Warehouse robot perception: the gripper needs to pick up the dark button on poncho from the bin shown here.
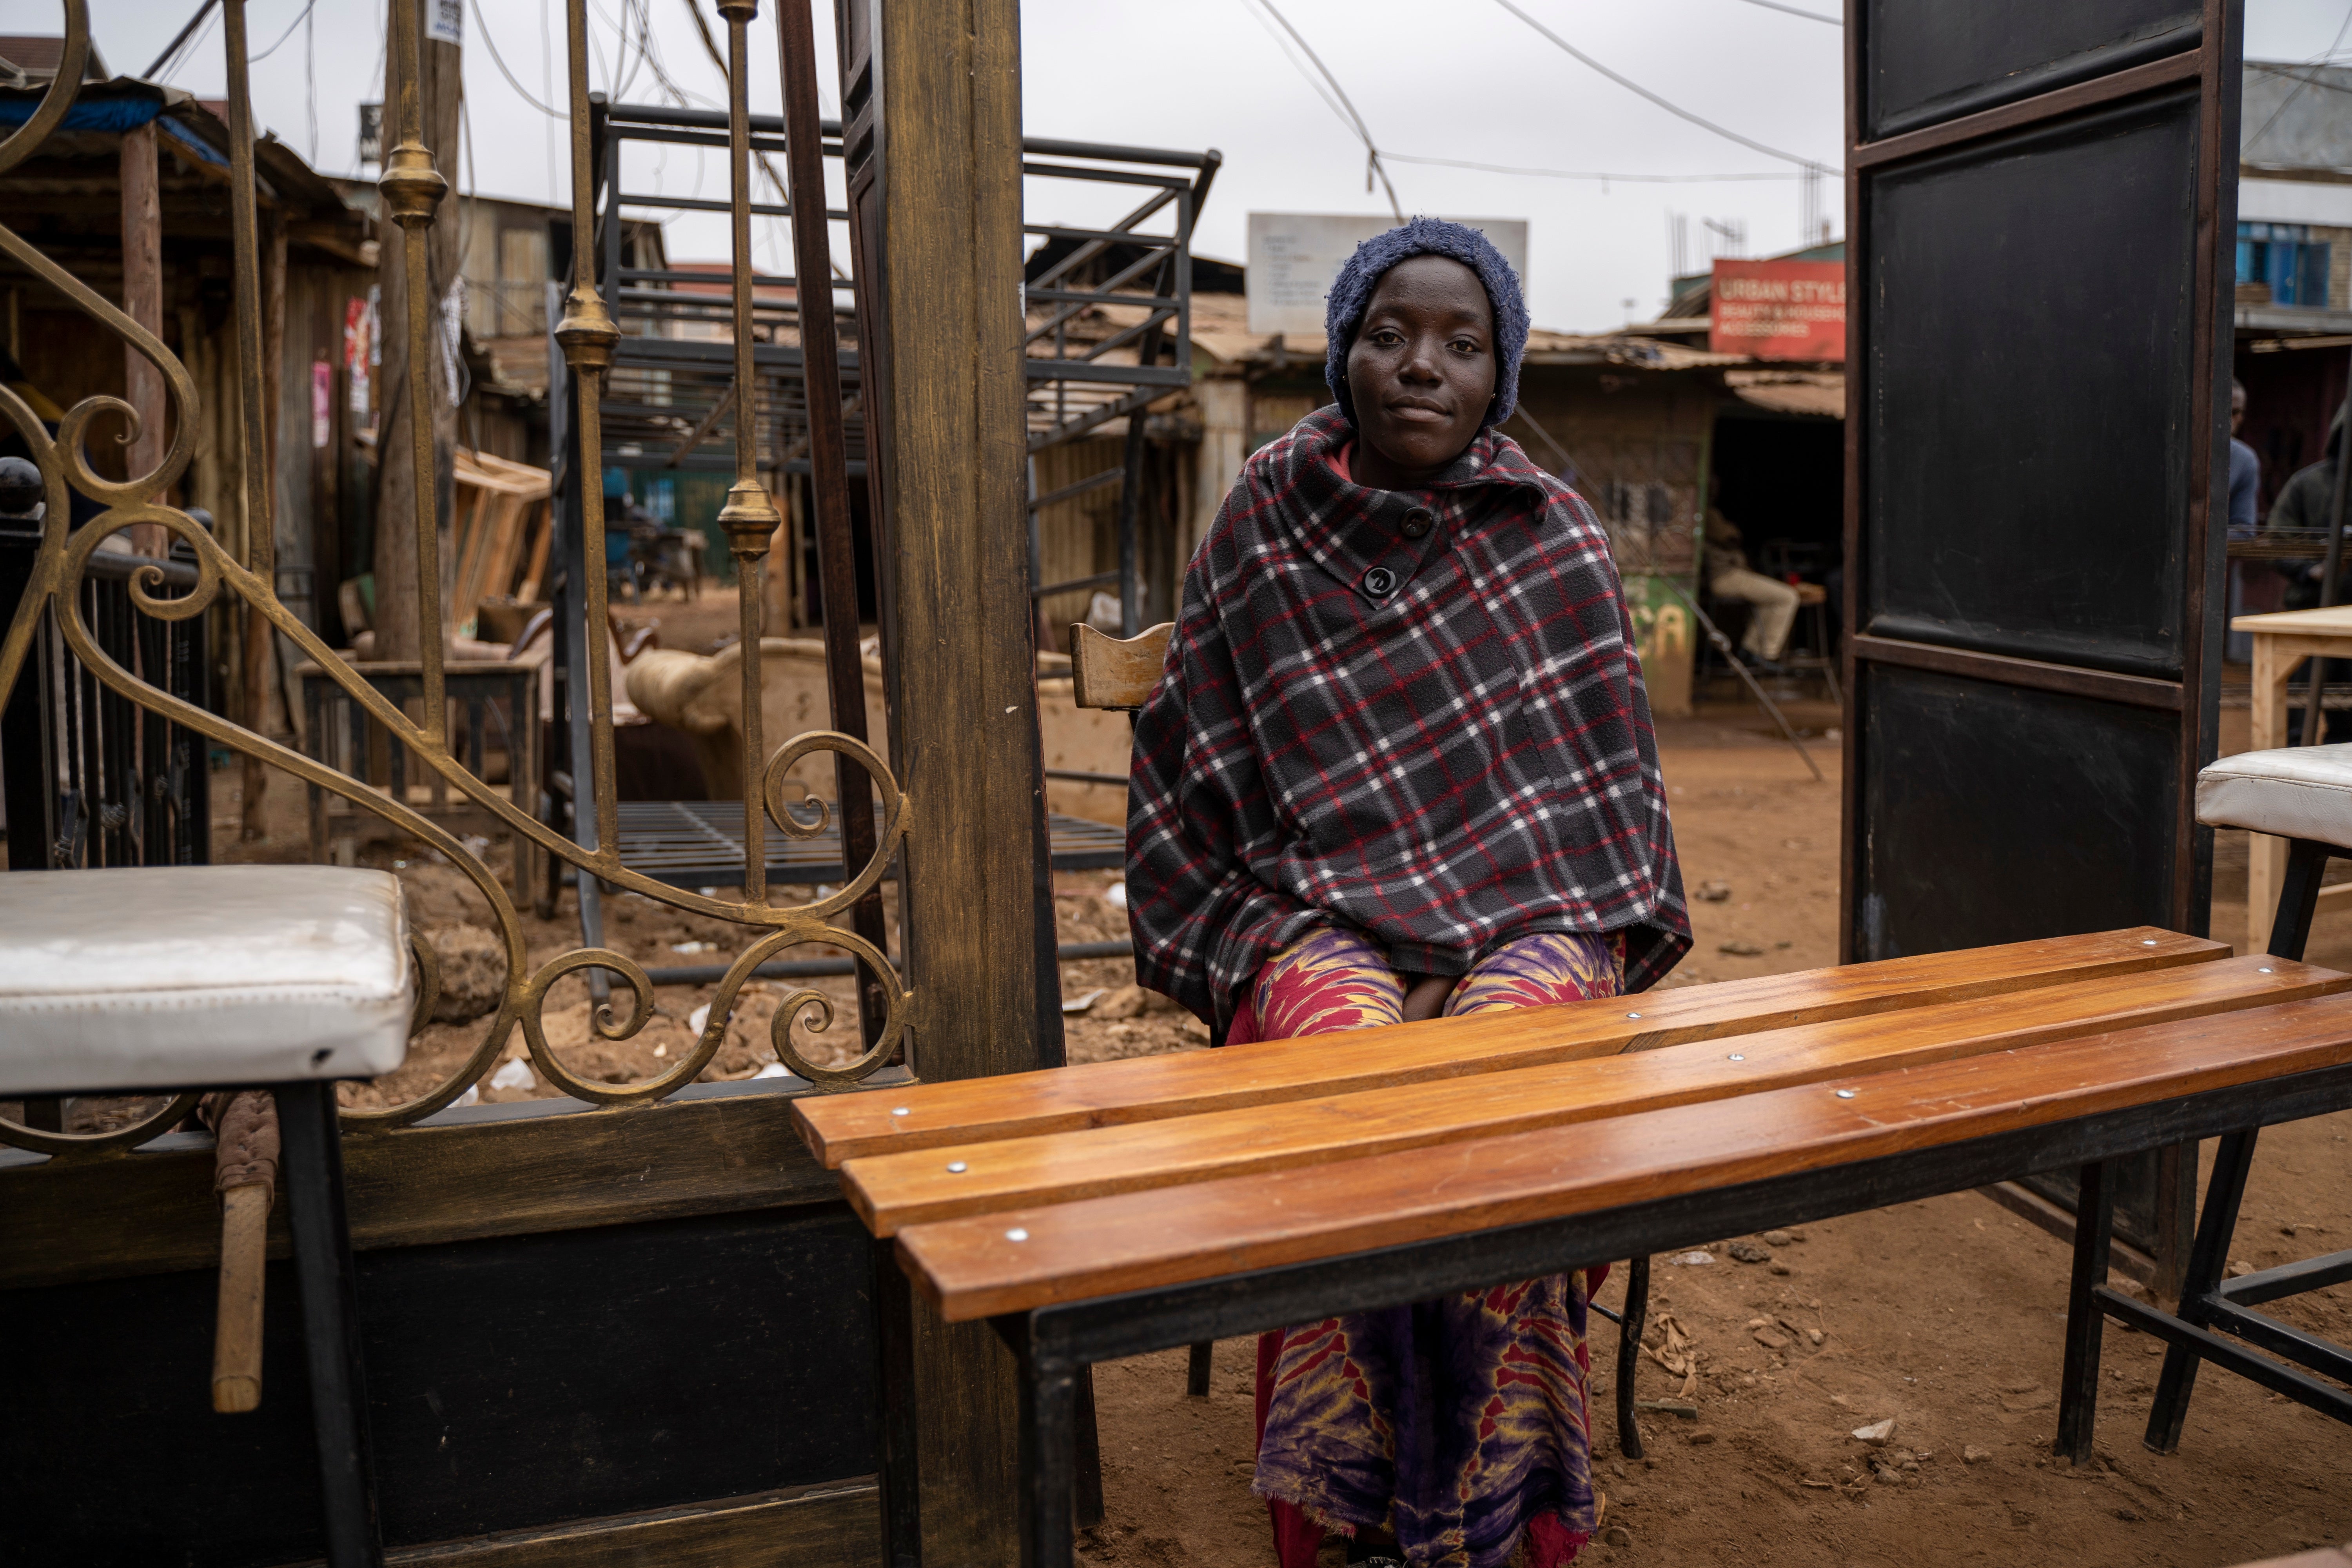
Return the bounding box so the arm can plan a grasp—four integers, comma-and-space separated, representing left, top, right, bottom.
1127, 405, 1691, 1029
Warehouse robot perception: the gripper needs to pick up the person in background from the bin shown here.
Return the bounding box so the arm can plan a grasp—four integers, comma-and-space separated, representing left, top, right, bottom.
2270, 410, 2346, 610
1702, 475, 1798, 668
2229, 378, 2261, 540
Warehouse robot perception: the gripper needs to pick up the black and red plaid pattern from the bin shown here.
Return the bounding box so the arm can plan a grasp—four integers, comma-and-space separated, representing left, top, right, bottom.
1127, 404, 1690, 1029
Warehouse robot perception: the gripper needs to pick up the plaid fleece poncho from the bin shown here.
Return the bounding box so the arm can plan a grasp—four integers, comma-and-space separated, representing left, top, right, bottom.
1127, 404, 1690, 1030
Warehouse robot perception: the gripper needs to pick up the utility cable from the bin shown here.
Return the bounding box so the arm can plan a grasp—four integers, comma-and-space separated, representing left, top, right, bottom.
1243, 0, 1404, 221
1490, 0, 1828, 168
1729, 0, 1838, 23
2248, 2, 2352, 152
143, 0, 221, 79
1385, 152, 1800, 183
248, 0, 319, 63
472, 0, 564, 117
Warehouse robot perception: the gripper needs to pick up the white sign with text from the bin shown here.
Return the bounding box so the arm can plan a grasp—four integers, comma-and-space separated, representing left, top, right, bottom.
1245, 214, 1530, 338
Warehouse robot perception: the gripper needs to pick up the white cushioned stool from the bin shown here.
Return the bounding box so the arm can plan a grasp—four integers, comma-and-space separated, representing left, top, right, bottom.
0, 864, 412, 1568
2125, 749, 2352, 1454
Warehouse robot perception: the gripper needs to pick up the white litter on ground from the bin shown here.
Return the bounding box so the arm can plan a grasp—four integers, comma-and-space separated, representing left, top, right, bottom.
688, 1003, 712, 1034
1103, 882, 1128, 910
490, 1058, 535, 1092
1668, 1250, 1717, 1266
1062, 987, 1109, 1014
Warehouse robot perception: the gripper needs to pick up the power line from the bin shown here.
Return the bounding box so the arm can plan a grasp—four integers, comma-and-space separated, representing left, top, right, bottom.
143, 0, 221, 79
1730, 0, 1838, 23
1384, 152, 1801, 183
1243, 0, 1404, 222
249, 0, 319, 63
1490, 0, 1829, 169
2248, 3, 2352, 149
472, 0, 564, 117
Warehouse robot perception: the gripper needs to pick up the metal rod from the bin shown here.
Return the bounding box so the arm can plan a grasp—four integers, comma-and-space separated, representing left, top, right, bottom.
1649, 575, 1824, 781
715, 0, 779, 911
778, 0, 889, 1047
2054, 1157, 2114, 1462
641, 937, 1132, 988
555, 33, 623, 873
380, 0, 449, 750
276, 1080, 384, 1567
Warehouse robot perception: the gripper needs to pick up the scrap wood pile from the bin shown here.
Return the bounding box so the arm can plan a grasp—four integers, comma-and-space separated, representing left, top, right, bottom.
450, 450, 552, 639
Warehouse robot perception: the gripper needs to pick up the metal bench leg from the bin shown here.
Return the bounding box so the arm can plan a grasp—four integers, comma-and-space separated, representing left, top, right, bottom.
276, 1080, 383, 1568
872, 1235, 923, 1568
2268, 838, 2332, 963
2055, 1158, 2114, 1465
1010, 1321, 1080, 1568
1616, 1256, 1649, 1459
2143, 1126, 2260, 1453
1185, 1339, 1213, 1396
1073, 1366, 1105, 1530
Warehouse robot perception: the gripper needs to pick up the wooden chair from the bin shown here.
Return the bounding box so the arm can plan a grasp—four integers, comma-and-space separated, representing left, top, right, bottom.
0, 864, 415, 1566
1067, 619, 1660, 1453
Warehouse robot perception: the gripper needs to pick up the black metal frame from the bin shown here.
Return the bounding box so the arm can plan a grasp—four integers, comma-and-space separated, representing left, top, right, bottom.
0, 499, 211, 876
926, 1062, 2352, 1568
2053, 835, 2352, 1461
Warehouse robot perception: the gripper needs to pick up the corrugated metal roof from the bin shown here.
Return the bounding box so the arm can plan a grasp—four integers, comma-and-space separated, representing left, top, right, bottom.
1726, 370, 1844, 418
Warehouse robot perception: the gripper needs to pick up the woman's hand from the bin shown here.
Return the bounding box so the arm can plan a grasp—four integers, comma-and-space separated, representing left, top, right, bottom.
1400, 974, 1457, 1022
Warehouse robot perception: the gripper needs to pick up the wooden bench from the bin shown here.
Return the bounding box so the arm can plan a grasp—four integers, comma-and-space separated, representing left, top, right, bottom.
795, 929, 2352, 1567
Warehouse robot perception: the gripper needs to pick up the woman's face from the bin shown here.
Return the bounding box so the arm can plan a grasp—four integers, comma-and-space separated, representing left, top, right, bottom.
1343, 254, 1497, 490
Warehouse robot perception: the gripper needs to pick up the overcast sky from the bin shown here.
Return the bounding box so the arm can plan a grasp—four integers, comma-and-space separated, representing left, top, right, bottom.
83, 0, 2352, 331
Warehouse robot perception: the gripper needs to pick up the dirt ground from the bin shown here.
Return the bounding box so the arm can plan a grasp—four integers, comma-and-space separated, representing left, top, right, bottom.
25, 691, 2351, 1567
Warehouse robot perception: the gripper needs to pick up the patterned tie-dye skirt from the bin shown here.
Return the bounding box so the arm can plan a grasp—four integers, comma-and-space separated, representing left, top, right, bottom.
1227, 924, 1624, 1568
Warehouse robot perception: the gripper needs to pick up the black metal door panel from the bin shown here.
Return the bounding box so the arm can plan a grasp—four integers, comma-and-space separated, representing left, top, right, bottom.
1864, 0, 2200, 138
1845, 1, 2241, 1288
1867, 96, 2201, 677
1858, 666, 2180, 958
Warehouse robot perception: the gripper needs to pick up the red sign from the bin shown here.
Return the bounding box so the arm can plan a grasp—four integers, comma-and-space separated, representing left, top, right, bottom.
1709, 259, 1845, 362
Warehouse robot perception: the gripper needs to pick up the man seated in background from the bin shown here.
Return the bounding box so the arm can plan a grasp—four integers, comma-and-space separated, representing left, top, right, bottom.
1703, 479, 1797, 669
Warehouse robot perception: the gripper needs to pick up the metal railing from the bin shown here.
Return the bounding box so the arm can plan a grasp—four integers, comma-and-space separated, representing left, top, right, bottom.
0, 0, 909, 1158
0, 469, 211, 874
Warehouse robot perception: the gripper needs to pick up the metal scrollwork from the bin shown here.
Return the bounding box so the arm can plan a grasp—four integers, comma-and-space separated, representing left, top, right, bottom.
0, 0, 917, 1159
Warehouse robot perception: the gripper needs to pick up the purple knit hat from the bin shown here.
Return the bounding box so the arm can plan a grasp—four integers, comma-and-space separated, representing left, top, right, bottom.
1323, 216, 1529, 430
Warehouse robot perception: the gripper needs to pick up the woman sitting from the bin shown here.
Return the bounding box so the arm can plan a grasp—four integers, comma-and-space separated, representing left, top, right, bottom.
1127, 218, 1690, 1568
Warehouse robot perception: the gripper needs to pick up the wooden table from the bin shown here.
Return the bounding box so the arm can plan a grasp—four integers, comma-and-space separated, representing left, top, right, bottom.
797, 929, 2352, 1567
2232, 604, 2352, 950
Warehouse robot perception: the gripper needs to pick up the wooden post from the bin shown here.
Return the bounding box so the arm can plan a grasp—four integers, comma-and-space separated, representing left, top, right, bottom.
838, 0, 1061, 1560
241, 216, 287, 840
120, 120, 166, 554
373, 0, 463, 669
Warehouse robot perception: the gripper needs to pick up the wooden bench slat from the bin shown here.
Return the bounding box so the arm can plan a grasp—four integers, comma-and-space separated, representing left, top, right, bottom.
795, 927, 2224, 1166
842, 956, 2342, 1234
895, 994, 2352, 1320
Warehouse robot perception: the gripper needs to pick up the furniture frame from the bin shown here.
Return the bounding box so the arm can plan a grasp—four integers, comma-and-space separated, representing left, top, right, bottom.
2060, 834, 2352, 1454
2232, 604, 2352, 950
299, 661, 542, 900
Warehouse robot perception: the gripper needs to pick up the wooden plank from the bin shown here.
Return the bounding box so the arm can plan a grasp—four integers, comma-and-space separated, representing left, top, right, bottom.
1068, 621, 1172, 710
515, 499, 552, 605
270, 1481, 880, 1568
479, 494, 528, 608
895, 994, 2352, 1321
795, 927, 2227, 1167
0, 1082, 849, 1292
842, 956, 2345, 1235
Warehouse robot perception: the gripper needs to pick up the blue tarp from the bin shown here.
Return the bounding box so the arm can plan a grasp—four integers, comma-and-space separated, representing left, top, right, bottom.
0, 94, 165, 133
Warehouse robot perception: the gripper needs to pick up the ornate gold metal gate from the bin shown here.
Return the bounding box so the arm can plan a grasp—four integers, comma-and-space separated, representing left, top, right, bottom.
0, 0, 1098, 1562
